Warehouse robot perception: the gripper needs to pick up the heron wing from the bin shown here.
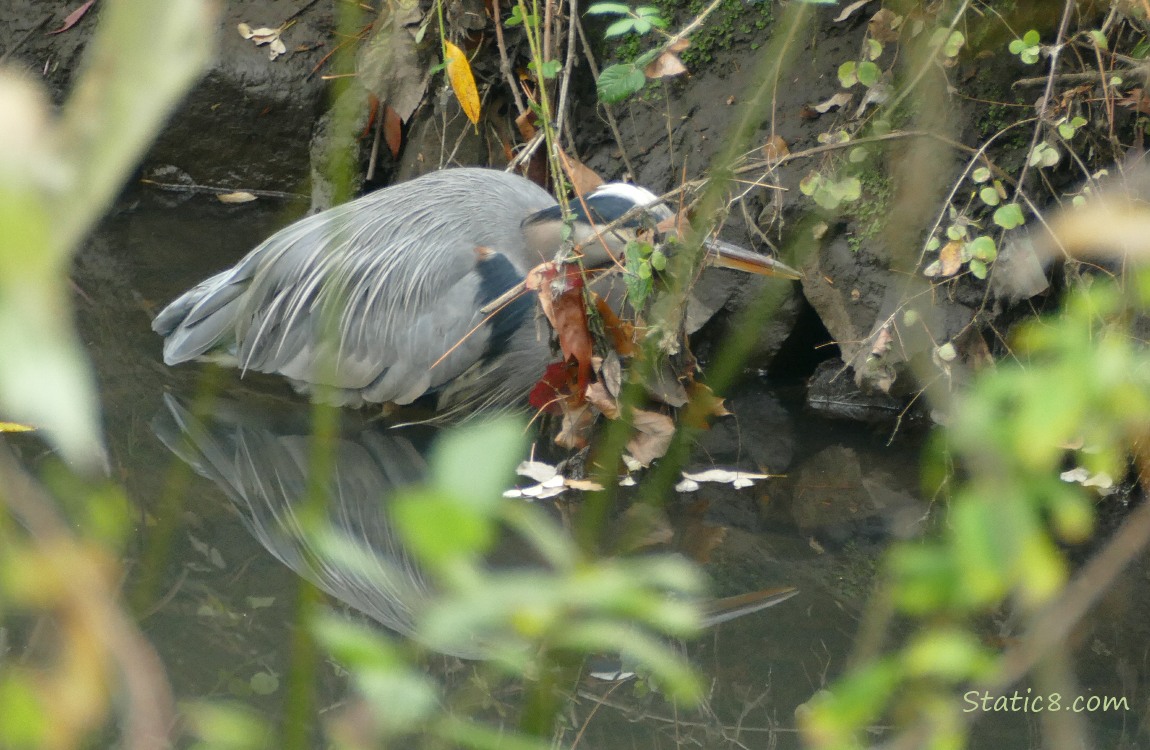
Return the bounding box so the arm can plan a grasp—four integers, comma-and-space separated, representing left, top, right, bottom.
156, 169, 556, 405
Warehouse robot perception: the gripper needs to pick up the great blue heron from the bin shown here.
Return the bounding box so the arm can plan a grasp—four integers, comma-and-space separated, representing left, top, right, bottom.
153, 168, 799, 414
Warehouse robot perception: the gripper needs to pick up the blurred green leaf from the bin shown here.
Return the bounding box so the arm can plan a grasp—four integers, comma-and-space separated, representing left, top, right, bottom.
431, 416, 527, 512
183, 701, 273, 750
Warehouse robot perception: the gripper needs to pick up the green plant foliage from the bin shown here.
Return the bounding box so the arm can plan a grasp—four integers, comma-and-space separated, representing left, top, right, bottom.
596, 60, 650, 103
800, 172, 862, 211
1008, 29, 1041, 63
992, 203, 1025, 229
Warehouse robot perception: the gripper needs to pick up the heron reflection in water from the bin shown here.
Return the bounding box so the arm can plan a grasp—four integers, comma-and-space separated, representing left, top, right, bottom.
152, 394, 797, 662
152, 169, 800, 417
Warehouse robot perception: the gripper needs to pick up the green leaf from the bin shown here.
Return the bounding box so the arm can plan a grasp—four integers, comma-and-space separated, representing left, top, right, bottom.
968, 235, 997, 261
946, 224, 966, 241
837, 60, 858, 88
944, 30, 965, 57
1021, 47, 1040, 64
1008, 39, 1024, 54
432, 417, 527, 510
993, 203, 1025, 229
971, 166, 991, 183
393, 490, 495, 565
650, 250, 667, 271
586, 2, 631, 14
633, 18, 651, 34
1023, 29, 1040, 45
1089, 29, 1108, 49
903, 630, 990, 680
968, 258, 988, 279
532, 59, 562, 79
856, 61, 880, 87
979, 186, 1000, 206
866, 38, 883, 61
597, 63, 646, 103
604, 18, 636, 37
249, 672, 279, 696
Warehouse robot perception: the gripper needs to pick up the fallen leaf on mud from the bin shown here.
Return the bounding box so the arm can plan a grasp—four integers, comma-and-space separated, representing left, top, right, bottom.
217, 191, 257, 204
868, 8, 902, 43
238, 23, 289, 60
645, 49, 687, 79
762, 134, 790, 163
48, 0, 96, 35
626, 409, 675, 466
869, 323, 893, 357
445, 41, 481, 125
834, 0, 872, 23
813, 92, 853, 114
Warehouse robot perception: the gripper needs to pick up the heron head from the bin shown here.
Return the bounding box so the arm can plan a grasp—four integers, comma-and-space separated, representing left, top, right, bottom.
521, 182, 800, 279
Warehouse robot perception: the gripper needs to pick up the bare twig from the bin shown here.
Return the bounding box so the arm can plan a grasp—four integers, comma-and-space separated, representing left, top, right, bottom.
139, 178, 307, 200
493, 0, 528, 115
573, 15, 637, 179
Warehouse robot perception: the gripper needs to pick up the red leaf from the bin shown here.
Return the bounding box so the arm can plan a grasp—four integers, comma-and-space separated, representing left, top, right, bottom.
48, 0, 96, 35
383, 105, 403, 158
529, 362, 569, 413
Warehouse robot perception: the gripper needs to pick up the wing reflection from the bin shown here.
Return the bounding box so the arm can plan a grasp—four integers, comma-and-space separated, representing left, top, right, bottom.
152, 394, 465, 652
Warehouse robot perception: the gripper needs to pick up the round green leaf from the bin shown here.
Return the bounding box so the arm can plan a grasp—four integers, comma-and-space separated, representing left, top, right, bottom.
968, 258, 988, 279
971, 166, 991, 183
978, 186, 1000, 206
837, 61, 858, 88
968, 235, 997, 261
993, 203, 1025, 229
857, 61, 880, 87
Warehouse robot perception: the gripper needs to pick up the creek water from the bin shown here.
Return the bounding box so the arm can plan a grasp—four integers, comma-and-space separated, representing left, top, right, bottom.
52, 189, 1148, 748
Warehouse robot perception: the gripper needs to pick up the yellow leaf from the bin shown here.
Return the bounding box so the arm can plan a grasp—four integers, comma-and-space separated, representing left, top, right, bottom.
444, 41, 481, 125
0, 421, 34, 432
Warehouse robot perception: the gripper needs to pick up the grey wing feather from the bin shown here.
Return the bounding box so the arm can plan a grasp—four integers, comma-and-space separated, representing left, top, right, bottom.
153, 169, 557, 405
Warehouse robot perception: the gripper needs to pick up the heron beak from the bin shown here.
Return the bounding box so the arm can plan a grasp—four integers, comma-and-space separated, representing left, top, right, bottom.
703, 237, 802, 279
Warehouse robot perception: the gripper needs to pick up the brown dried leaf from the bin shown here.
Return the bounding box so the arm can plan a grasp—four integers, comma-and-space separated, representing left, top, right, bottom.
868, 8, 902, 43
355, 1, 429, 123
938, 239, 964, 276
552, 286, 593, 393
593, 293, 635, 355
870, 323, 893, 357
626, 409, 676, 466
645, 50, 687, 79
561, 150, 605, 194
813, 92, 853, 114
585, 381, 620, 419
383, 105, 403, 158
834, 0, 872, 23
48, 0, 96, 35
762, 134, 790, 163
515, 108, 538, 141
